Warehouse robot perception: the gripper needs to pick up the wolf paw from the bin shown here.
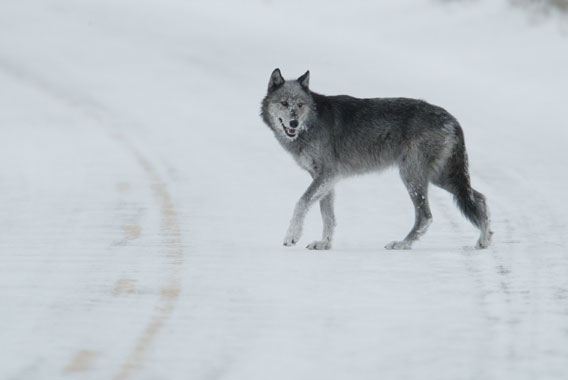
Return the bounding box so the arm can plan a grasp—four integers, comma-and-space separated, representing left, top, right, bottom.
475, 230, 494, 249
306, 240, 332, 250
385, 240, 412, 250
283, 227, 302, 247
283, 237, 298, 246
475, 240, 488, 249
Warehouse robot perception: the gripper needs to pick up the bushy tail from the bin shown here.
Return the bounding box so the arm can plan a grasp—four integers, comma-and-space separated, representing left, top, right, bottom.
441, 125, 489, 230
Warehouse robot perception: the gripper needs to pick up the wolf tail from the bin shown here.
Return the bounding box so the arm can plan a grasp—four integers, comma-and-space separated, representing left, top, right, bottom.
436, 123, 490, 236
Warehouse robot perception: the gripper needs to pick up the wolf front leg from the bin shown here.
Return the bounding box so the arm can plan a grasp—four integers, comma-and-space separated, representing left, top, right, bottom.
283, 175, 335, 247
306, 190, 336, 250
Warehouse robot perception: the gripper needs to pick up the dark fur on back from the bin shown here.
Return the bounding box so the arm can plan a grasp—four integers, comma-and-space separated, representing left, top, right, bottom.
264, 90, 458, 177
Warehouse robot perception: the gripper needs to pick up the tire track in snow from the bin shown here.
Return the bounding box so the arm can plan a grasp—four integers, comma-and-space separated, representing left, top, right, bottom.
0, 60, 184, 379
63, 351, 99, 374
111, 134, 183, 380
430, 173, 539, 375
429, 190, 497, 374
470, 166, 568, 376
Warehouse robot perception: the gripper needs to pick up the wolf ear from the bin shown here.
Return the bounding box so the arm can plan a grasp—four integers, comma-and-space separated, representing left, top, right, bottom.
297, 70, 310, 89
268, 68, 285, 92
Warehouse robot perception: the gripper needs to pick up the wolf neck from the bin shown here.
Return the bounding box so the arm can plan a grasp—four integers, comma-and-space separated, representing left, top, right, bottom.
276, 126, 310, 154
277, 111, 322, 156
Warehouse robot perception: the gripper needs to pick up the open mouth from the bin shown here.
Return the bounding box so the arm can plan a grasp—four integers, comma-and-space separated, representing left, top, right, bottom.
279, 118, 297, 138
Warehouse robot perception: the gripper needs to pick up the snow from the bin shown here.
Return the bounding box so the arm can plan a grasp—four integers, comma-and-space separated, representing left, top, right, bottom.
1, 0, 567, 379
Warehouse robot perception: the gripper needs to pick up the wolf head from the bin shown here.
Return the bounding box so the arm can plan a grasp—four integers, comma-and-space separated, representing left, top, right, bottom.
261, 68, 314, 142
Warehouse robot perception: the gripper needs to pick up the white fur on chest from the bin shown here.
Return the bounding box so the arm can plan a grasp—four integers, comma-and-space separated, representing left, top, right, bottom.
294, 151, 316, 173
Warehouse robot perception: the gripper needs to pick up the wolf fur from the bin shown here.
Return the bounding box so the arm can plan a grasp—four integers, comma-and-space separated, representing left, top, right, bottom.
261, 68, 492, 250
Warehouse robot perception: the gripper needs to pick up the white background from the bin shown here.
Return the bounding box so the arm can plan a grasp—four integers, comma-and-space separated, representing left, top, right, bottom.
1, 1, 567, 379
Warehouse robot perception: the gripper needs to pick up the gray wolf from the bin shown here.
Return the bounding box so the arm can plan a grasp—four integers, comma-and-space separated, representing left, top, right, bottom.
260, 68, 492, 250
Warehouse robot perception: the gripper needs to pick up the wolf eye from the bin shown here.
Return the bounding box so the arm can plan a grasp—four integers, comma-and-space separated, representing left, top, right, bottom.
298, 103, 304, 108
281, 101, 288, 107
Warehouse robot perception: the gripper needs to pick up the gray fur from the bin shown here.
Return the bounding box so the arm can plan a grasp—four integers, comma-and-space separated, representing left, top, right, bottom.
261, 69, 492, 250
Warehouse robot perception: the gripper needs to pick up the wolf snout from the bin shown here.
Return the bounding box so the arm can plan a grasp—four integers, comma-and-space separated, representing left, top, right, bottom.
289, 120, 299, 128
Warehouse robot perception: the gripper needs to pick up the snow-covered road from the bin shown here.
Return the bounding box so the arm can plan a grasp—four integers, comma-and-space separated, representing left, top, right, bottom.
1, 1, 567, 379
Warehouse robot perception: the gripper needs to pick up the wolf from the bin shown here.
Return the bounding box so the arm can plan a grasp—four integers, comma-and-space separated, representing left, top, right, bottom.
260, 68, 492, 250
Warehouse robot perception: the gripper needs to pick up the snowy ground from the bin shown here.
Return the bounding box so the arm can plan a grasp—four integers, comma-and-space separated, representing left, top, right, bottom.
1, 0, 568, 379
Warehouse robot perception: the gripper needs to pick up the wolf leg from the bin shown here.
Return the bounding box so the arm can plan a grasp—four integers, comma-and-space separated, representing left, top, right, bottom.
306, 189, 336, 250
283, 175, 335, 247
386, 168, 432, 250
432, 141, 493, 249
439, 123, 492, 248
459, 188, 492, 249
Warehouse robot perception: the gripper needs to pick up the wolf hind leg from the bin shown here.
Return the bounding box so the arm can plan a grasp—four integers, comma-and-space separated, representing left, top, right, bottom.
472, 192, 493, 249
451, 185, 492, 249
435, 179, 492, 249
306, 190, 336, 250
432, 136, 492, 249
385, 167, 433, 250
432, 168, 493, 249
465, 188, 492, 249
